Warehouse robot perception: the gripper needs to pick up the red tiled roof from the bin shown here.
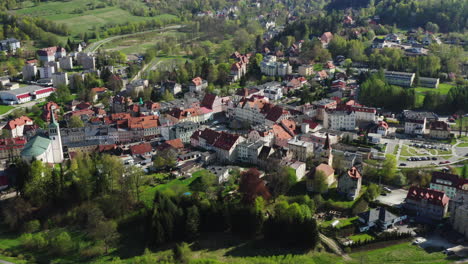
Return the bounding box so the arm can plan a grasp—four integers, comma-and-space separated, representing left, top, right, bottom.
406, 186, 450, 207
213, 132, 239, 151
430, 121, 450, 131
128, 116, 159, 129
317, 163, 334, 176
37, 46, 65, 56
75, 102, 92, 110
272, 124, 293, 141
35, 87, 55, 95
347, 166, 361, 179
378, 121, 389, 130
192, 77, 203, 86
98, 144, 116, 152
70, 109, 94, 117
91, 87, 107, 94
431, 172, 468, 189
199, 128, 221, 145
130, 143, 152, 155
165, 138, 184, 149
16, 94, 31, 99
3, 116, 32, 130
266, 105, 287, 122
0, 137, 26, 151
201, 93, 217, 109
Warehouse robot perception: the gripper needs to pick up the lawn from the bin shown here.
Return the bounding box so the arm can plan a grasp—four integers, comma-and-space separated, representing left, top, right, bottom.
393, 144, 400, 155
458, 142, 468, 147
13, 0, 176, 37
349, 233, 374, 243
0, 105, 14, 115
321, 216, 359, 229
322, 186, 367, 209
413, 83, 454, 95
350, 242, 455, 264
400, 145, 414, 156
139, 170, 209, 207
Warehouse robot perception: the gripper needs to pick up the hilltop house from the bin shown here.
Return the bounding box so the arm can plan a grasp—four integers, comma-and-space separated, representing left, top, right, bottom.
358, 207, 407, 232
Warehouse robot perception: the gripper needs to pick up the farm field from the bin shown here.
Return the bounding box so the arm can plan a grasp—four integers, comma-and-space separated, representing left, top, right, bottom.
13, 0, 176, 37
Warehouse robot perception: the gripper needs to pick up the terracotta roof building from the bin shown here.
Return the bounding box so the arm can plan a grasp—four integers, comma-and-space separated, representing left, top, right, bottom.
404, 186, 450, 220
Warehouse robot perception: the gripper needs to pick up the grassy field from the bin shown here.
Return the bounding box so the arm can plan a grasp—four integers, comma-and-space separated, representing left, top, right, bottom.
321, 216, 359, 229
410, 83, 454, 108
349, 233, 374, 243
13, 0, 176, 37
0, 105, 14, 115
101, 30, 185, 54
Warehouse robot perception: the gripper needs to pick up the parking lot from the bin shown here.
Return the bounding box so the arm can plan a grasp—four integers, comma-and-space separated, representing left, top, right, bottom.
377, 187, 408, 206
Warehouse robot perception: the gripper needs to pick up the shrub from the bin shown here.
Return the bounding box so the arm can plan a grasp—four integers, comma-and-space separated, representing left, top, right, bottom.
31, 233, 47, 249
20, 233, 34, 249
80, 241, 106, 258
173, 242, 191, 264
51, 231, 74, 255
23, 220, 41, 233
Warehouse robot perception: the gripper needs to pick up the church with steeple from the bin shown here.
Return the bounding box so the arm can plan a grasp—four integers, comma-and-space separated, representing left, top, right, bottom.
306, 133, 336, 193
21, 106, 64, 164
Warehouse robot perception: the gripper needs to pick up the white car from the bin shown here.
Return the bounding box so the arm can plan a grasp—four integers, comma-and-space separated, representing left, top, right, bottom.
412, 237, 427, 245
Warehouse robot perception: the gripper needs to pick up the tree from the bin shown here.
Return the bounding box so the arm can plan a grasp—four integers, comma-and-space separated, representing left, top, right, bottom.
69, 115, 84, 128
351, 197, 368, 215
381, 154, 397, 183
91, 220, 120, 253
125, 165, 145, 202
185, 205, 199, 239
364, 183, 380, 202
425, 22, 439, 33
312, 170, 329, 194
239, 168, 271, 204
162, 90, 174, 101
267, 167, 297, 198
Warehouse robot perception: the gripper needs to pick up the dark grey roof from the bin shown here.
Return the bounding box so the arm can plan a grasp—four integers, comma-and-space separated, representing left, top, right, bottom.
358, 207, 398, 223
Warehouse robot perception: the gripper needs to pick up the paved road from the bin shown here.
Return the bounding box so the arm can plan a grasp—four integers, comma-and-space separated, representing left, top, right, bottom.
0, 98, 47, 120
0, 259, 14, 264
84, 25, 184, 53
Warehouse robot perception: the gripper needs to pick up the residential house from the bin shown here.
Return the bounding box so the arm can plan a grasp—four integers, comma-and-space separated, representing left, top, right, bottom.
429, 171, 468, 199
429, 121, 450, 139
126, 79, 149, 95
189, 77, 208, 93
372, 38, 390, 49
130, 143, 153, 156
358, 207, 406, 232
201, 93, 227, 113
160, 81, 182, 95
404, 186, 450, 220
307, 137, 335, 193
165, 121, 200, 143
313, 98, 337, 121
263, 84, 283, 101
405, 117, 426, 135
324, 61, 336, 75
320, 32, 333, 47
0, 137, 27, 160
337, 167, 362, 200
42, 102, 60, 123
0, 38, 20, 53
2, 116, 33, 138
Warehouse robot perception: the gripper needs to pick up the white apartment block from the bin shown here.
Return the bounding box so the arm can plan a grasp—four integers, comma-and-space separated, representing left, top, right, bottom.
324, 110, 356, 131
52, 72, 69, 87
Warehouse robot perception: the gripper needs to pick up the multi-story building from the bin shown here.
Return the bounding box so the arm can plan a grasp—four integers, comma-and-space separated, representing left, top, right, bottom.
324, 110, 356, 131
37, 46, 66, 62
449, 187, 468, 239
405, 118, 426, 135
237, 140, 265, 164
384, 71, 415, 87
263, 84, 283, 101
312, 99, 337, 121
288, 139, 314, 162
39, 65, 55, 79
52, 72, 68, 87
419, 77, 440, 88
298, 65, 314, 76
0, 137, 26, 160
189, 77, 208, 93
260, 56, 292, 76
22, 63, 37, 81
404, 186, 450, 220
429, 121, 451, 139
59, 56, 74, 70
213, 132, 244, 162
429, 172, 468, 199
337, 167, 362, 200
166, 121, 200, 143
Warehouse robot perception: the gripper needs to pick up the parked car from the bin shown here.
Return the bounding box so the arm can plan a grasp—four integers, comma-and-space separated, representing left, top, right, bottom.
412, 237, 427, 245
383, 187, 392, 193
400, 163, 407, 166
431, 157, 437, 160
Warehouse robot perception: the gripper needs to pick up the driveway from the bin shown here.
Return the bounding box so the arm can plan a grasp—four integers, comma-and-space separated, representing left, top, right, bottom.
377, 188, 408, 206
